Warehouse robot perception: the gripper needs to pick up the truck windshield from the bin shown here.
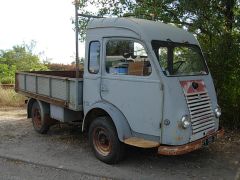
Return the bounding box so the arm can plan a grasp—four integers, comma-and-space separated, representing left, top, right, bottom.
152, 40, 208, 76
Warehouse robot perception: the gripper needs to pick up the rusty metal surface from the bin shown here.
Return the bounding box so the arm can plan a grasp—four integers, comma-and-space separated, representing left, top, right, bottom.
15, 90, 68, 108
124, 137, 160, 148
158, 128, 224, 155
32, 104, 42, 130
93, 126, 113, 156
180, 80, 206, 94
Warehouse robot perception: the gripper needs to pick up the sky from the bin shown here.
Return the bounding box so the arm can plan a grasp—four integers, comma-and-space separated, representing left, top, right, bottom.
0, 0, 87, 64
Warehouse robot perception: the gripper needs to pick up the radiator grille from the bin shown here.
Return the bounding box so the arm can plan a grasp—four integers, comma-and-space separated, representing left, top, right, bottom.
186, 91, 215, 135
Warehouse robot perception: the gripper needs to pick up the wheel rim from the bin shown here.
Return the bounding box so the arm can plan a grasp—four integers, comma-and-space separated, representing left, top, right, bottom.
33, 108, 42, 129
93, 127, 112, 156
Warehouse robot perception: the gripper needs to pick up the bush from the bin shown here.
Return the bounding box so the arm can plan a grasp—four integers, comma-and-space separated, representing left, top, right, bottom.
0, 76, 15, 84
0, 87, 25, 107
205, 35, 240, 129
0, 43, 48, 85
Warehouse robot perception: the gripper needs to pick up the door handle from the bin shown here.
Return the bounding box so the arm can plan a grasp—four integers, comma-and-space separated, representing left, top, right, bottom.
101, 85, 109, 93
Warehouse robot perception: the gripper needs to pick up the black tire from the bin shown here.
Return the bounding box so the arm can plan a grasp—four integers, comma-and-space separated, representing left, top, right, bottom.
31, 101, 49, 134
88, 116, 125, 164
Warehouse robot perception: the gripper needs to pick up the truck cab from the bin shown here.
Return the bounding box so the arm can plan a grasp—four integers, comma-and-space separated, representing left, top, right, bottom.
15, 17, 224, 164
83, 17, 223, 158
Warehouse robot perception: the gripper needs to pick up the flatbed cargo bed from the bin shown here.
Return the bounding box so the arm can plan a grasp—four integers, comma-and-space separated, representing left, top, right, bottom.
15, 71, 84, 111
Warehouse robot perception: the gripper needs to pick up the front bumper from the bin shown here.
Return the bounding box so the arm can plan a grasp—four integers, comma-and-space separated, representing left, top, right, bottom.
158, 128, 224, 155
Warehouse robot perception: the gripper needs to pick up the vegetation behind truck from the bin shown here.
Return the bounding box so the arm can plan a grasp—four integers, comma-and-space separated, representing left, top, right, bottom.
15, 17, 224, 164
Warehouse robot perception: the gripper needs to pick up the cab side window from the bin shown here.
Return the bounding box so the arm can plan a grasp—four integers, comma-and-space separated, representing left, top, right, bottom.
88, 41, 100, 74
105, 40, 152, 76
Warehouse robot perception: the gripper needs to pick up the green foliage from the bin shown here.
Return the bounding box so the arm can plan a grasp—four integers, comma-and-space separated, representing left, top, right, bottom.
79, 0, 240, 129
0, 42, 48, 84
206, 34, 240, 129
0, 64, 16, 84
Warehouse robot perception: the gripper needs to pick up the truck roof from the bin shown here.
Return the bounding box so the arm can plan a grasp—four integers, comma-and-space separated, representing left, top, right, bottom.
87, 17, 198, 45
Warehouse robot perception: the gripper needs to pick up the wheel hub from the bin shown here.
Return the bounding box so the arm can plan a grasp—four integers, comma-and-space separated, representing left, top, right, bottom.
33, 108, 42, 129
93, 128, 112, 156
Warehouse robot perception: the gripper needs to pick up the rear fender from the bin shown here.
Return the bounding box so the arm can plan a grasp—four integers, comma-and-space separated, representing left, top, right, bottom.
27, 98, 36, 118
27, 98, 50, 118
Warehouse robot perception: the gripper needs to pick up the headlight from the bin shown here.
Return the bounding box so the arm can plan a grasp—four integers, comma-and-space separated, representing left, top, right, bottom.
181, 115, 191, 129
214, 107, 221, 118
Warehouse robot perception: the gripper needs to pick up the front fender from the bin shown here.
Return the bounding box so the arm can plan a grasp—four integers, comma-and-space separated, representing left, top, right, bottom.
83, 101, 132, 141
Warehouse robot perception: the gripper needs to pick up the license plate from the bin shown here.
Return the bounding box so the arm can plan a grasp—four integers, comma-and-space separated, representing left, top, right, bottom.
203, 135, 215, 146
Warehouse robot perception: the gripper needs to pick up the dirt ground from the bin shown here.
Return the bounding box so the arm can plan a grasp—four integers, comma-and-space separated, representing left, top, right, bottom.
0, 107, 239, 180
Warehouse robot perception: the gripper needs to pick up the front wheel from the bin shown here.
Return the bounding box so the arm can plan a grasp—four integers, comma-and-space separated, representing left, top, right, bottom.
88, 116, 125, 164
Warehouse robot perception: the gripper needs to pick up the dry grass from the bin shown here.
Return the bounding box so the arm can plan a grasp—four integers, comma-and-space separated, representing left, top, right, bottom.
0, 87, 26, 107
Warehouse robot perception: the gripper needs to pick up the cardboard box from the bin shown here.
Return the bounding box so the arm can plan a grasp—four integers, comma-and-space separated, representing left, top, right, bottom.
128, 61, 149, 76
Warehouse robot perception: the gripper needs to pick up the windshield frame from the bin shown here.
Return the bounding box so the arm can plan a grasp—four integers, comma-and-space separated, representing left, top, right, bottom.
151, 40, 209, 77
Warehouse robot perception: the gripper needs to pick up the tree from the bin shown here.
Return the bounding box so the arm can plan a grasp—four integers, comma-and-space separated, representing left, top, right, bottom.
0, 42, 48, 84
78, 0, 240, 128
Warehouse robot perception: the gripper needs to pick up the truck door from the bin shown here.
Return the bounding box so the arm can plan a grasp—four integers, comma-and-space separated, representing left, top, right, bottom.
83, 41, 102, 112
101, 38, 163, 137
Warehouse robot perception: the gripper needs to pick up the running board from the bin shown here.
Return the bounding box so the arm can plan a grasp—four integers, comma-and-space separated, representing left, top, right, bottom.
123, 137, 160, 148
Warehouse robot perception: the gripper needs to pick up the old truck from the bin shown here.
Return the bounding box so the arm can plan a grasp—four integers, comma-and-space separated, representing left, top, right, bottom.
15, 16, 224, 164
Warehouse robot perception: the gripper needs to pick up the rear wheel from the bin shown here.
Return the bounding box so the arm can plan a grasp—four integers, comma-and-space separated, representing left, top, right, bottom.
31, 101, 49, 134
89, 116, 125, 164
